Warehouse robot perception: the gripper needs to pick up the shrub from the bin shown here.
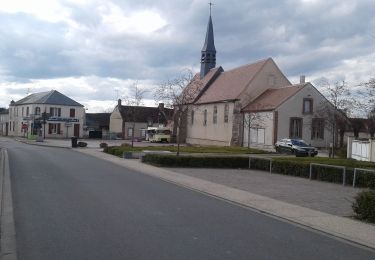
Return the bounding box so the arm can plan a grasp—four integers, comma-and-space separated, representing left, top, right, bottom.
353, 190, 375, 223
100, 142, 108, 148
77, 141, 87, 147
142, 154, 249, 168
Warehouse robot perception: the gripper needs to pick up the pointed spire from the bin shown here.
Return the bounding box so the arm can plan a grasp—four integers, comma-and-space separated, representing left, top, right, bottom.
200, 6, 217, 79
201, 15, 216, 52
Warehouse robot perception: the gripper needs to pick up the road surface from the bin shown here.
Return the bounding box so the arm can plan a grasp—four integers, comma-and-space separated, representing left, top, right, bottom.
1, 138, 374, 259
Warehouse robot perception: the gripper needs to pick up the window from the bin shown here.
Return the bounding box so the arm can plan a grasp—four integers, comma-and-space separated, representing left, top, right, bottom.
70, 108, 75, 118
35, 107, 41, 115
50, 107, 61, 117
213, 106, 217, 124
268, 75, 276, 86
140, 129, 146, 138
290, 118, 303, 138
303, 98, 313, 114
224, 104, 229, 123
127, 128, 133, 137
22, 107, 24, 116
203, 109, 207, 126
48, 123, 61, 134
26, 107, 29, 116
311, 118, 324, 139
250, 128, 265, 144
191, 110, 194, 125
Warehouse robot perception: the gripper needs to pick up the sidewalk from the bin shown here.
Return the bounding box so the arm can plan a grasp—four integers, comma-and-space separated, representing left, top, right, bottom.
12, 138, 375, 249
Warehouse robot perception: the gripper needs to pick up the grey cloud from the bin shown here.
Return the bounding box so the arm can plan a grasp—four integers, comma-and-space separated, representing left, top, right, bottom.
1, 0, 375, 110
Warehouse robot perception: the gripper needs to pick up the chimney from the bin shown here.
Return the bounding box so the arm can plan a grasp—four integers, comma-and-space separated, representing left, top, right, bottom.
158, 103, 164, 110
300, 75, 306, 84
118, 99, 122, 107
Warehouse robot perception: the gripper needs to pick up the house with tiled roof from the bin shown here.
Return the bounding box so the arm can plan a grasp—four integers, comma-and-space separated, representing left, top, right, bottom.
8, 90, 85, 138
109, 99, 173, 139
183, 12, 336, 149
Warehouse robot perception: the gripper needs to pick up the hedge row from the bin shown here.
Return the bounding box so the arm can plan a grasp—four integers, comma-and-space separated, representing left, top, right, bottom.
353, 190, 375, 223
141, 154, 375, 188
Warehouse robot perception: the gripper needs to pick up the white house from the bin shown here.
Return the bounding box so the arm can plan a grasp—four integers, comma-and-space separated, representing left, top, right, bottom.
8, 90, 85, 138
242, 82, 334, 149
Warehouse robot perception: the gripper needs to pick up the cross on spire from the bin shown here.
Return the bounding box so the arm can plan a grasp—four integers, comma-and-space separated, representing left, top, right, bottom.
209, 1, 213, 16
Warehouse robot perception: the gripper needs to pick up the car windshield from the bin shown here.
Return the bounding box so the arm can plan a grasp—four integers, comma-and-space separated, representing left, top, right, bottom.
291, 140, 309, 146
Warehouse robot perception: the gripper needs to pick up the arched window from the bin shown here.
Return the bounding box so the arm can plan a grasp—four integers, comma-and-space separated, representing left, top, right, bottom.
35, 107, 41, 115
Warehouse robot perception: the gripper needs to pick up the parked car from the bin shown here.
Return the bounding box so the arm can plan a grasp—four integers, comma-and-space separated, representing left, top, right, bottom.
275, 138, 318, 157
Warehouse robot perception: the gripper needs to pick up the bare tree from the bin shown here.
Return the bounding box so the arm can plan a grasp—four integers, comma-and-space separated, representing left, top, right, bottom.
155, 69, 203, 156
123, 81, 148, 147
356, 78, 375, 137
315, 80, 352, 157
243, 110, 270, 149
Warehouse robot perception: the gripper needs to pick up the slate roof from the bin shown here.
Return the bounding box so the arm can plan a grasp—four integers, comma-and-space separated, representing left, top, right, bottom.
119, 105, 174, 124
12, 90, 83, 107
194, 58, 271, 104
0, 108, 8, 114
242, 84, 307, 112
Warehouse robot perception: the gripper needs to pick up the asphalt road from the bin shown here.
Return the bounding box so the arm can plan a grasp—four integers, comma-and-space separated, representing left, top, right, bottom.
2, 138, 375, 260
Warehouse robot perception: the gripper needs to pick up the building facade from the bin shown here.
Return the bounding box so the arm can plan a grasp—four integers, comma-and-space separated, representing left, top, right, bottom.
8, 90, 85, 138
109, 100, 173, 140
0, 108, 9, 136
184, 11, 337, 149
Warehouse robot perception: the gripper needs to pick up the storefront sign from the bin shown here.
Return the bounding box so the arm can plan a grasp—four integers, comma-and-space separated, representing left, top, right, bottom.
47, 117, 79, 123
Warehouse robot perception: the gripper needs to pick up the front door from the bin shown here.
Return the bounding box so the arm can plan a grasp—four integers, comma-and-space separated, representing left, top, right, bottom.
74, 124, 80, 137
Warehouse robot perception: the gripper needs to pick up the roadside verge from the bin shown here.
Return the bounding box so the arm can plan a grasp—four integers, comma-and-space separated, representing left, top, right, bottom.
76, 148, 375, 250
0, 148, 17, 260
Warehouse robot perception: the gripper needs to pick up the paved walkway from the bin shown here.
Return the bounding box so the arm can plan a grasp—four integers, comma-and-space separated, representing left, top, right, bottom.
166, 168, 363, 216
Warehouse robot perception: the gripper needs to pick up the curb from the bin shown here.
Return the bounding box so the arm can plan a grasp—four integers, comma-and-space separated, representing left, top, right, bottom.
1, 148, 18, 260
14, 138, 71, 150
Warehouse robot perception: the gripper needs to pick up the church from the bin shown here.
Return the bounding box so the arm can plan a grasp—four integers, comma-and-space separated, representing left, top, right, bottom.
183, 11, 335, 149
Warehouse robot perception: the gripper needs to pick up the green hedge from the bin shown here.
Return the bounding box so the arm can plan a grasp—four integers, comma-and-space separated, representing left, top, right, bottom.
142, 154, 249, 168
141, 154, 375, 188
353, 190, 375, 223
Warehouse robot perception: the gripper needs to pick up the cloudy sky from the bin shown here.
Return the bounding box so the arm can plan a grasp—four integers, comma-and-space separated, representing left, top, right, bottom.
0, 0, 374, 112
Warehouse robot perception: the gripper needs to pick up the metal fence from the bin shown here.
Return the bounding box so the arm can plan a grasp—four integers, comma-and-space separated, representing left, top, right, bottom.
249, 157, 272, 173
309, 163, 346, 186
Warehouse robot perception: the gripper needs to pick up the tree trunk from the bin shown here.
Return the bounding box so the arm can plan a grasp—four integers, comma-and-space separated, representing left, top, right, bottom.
176, 115, 181, 156
247, 125, 251, 149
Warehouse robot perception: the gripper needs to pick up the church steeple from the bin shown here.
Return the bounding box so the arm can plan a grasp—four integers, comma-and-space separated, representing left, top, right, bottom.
200, 8, 216, 79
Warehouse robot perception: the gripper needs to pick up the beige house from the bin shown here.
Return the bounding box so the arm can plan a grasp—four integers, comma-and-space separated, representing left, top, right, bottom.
110, 100, 173, 140
8, 90, 85, 138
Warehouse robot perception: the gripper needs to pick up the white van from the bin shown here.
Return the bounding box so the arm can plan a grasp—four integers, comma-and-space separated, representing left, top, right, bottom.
147, 127, 171, 142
